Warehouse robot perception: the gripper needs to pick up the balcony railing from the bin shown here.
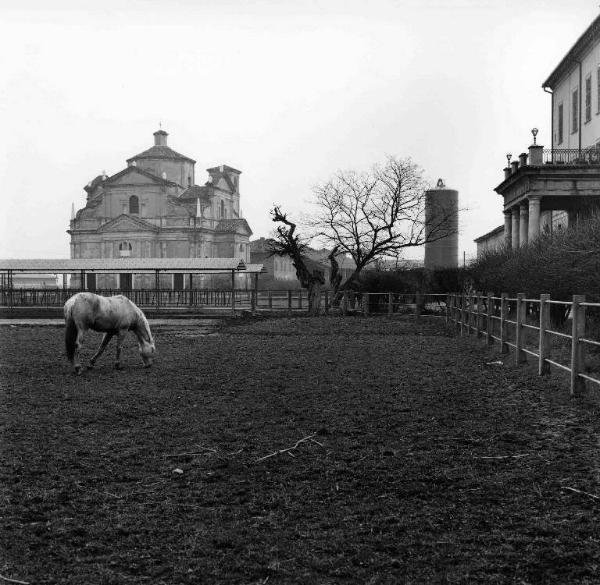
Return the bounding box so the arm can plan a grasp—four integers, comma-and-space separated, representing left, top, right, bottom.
543, 147, 600, 165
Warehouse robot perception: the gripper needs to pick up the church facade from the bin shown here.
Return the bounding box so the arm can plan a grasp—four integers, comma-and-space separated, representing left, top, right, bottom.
68, 129, 252, 288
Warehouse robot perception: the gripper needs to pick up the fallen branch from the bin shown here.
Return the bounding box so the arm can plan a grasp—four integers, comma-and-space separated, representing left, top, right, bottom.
475, 454, 529, 460
165, 446, 218, 458
561, 486, 600, 501
165, 452, 210, 458
256, 433, 319, 463
0, 574, 30, 585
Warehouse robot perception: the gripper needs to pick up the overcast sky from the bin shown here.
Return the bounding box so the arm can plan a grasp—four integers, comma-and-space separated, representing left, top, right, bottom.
0, 0, 597, 261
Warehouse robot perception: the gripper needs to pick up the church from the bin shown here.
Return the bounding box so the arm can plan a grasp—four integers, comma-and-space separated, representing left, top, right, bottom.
68, 129, 252, 289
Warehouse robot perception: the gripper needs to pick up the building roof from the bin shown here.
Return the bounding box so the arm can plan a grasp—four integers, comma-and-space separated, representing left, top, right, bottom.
178, 185, 211, 201
126, 145, 196, 164
543, 14, 600, 89
473, 225, 504, 243
105, 165, 179, 187
0, 258, 258, 273
207, 165, 242, 175
215, 218, 253, 235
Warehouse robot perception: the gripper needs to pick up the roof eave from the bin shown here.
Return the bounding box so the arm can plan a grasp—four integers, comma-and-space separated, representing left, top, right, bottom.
542, 14, 600, 89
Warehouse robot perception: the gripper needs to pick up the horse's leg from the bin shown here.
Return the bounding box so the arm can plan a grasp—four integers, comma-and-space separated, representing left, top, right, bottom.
88, 332, 114, 369
73, 328, 86, 375
114, 330, 127, 370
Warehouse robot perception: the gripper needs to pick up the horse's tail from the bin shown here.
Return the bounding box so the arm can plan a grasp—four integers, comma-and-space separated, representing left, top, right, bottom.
64, 297, 78, 361
65, 318, 78, 361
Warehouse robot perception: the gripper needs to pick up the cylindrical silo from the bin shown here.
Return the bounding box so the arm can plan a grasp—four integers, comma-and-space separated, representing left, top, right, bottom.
424, 178, 459, 270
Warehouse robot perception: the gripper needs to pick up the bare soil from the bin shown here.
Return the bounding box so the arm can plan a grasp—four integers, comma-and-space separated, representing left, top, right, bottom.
1, 316, 600, 584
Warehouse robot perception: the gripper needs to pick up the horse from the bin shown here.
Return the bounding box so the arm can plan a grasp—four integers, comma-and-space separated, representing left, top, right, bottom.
64, 292, 155, 375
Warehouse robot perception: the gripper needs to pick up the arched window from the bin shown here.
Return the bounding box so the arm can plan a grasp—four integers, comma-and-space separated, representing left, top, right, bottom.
119, 241, 132, 257
129, 195, 139, 214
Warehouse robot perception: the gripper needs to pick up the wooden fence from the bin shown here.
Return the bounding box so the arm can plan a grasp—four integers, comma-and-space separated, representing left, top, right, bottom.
0, 288, 447, 314
446, 292, 600, 395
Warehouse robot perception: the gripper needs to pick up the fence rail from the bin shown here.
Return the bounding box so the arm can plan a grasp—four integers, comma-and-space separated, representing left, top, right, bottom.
0, 288, 449, 314
446, 292, 600, 395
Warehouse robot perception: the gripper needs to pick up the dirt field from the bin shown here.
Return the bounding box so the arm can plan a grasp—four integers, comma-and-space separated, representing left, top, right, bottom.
2, 316, 600, 584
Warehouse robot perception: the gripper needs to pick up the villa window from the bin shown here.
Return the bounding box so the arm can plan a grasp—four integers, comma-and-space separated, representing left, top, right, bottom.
585, 75, 592, 123
129, 195, 139, 214
558, 103, 564, 145
597, 66, 600, 113
119, 241, 132, 258
572, 88, 579, 133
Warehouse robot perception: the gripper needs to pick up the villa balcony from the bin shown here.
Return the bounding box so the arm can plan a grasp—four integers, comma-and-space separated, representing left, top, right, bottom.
543, 147, 600, 165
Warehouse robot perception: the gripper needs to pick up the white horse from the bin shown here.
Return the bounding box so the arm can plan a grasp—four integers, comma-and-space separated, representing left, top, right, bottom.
64, 292, 155, 375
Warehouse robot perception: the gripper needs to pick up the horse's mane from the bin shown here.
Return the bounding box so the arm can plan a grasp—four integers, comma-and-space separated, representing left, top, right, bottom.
131, 302, 153, 344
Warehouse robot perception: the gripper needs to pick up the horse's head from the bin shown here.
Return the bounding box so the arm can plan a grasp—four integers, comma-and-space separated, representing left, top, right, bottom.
134, 310, 156, 367
139, 339, 156, 368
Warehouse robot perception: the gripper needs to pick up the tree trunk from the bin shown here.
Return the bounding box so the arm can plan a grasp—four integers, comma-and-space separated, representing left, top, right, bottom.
307, 281, 322, 316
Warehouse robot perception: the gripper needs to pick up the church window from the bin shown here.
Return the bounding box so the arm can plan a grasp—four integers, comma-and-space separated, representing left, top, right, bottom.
119, 241, 132, 257
220, 200, 225, 218
129, 195, 139, 214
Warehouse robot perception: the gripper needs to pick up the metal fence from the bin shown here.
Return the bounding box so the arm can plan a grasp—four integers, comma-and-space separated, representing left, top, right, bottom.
543, 147, 600, 165
446, 292, 600, 395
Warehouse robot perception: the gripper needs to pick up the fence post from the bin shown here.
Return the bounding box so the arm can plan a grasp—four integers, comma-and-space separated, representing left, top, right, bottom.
268, 290, 273, 310
155, 270, 160, 311
467, 292, 473, 334
515, 293, 526, 364
454, 294, 460, 331
460, 293, 466, 336
415, 290, 423, 317
298, 290, 303, 310
467, 292, 472, 334
454, 294, 459, 328
363, 292, 369, 316
476, 292, 482, 337
387, 292, 393, 316
500, 293, 508, 353
486, 292, 493, 346
570, 295, 586, 395
538, 294, 550, 375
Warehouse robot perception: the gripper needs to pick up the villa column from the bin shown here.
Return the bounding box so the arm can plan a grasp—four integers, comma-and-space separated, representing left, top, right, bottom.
504, 210, 512, 247
519, 202, 529, 246
511, 207, 520, 249
528, 196, 541, 241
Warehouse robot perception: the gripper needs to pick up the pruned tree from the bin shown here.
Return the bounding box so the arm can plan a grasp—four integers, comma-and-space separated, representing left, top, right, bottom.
308, 156, 458, 290
269, 206, 325, 315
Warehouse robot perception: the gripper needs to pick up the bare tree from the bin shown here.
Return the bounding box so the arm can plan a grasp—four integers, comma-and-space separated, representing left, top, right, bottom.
309, 156, 457, 290
269, 206, 325, 315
